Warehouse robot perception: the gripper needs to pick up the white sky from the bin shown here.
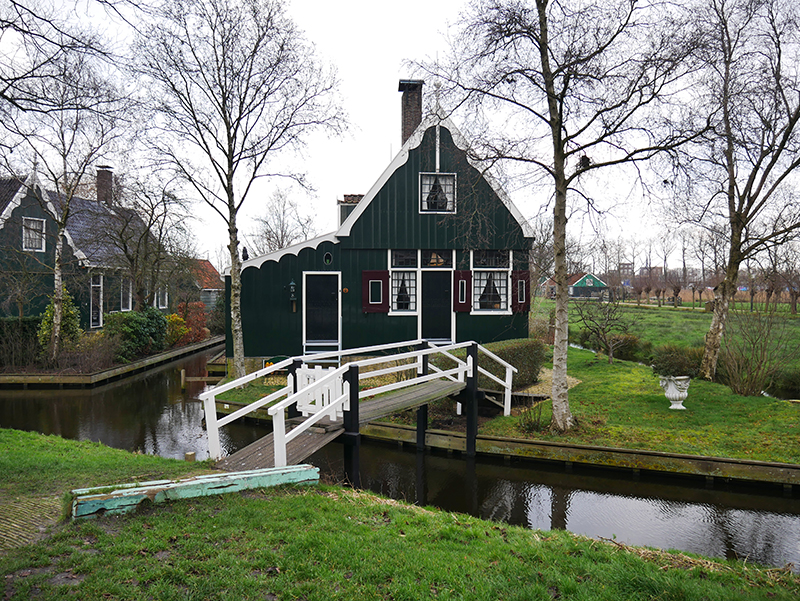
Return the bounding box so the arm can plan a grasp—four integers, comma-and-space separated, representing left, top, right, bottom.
196, 0, 471, 268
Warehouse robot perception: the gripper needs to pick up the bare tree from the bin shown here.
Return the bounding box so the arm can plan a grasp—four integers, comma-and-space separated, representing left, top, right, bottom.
2, 50, 126, 361
426, 0, 702, 431
100, 174, 194, 311
135, 0, 345, 378
246, 188, 316, 256
667, 0, 800, 379
573, 297, 639, 364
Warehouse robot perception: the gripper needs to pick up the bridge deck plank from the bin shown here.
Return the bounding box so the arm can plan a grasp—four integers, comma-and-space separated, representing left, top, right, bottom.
216, 379, 466, 471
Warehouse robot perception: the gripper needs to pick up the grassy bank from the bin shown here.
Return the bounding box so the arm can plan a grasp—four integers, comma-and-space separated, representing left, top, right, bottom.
482, 347, 800, 464
1, 430, 798, 600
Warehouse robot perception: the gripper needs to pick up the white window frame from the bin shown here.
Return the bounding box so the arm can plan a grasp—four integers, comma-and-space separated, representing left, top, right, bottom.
120, 277, 132, 312
155, 287, 168, 310
90, 274, 103, 328
419, 173, 456, 214
22, 217, 46, 252
517, 279, 526, 305
368, 280, 383, 305
470, 250, 513, 315
388, 250, 419, 316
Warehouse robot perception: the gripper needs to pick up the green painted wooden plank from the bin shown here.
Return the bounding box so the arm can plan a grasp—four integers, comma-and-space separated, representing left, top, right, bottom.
71, 465, 319, 519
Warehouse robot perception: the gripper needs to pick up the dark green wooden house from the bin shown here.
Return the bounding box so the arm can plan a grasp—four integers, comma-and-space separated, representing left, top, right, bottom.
231, 81, 534, 359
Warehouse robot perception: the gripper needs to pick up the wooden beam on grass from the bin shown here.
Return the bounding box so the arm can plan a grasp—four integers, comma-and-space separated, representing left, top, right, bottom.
71, 465, 319, 519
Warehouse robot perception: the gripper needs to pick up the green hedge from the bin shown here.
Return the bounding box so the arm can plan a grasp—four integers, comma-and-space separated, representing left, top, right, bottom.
651, 344, 704, 378
431, 338, 547, 390
103, 307, 167, 363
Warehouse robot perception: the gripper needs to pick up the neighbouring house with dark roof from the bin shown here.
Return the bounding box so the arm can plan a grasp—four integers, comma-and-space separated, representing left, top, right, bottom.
540, 272, 609, 299
193, 259, 224, 308
0, 168, 171, 329
226, 80, 534, 360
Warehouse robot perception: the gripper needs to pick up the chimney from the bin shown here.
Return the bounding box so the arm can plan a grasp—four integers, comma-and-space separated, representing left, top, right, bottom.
399, 80, 424, 145
97, 165, 113, 206
338, 194, 363, 225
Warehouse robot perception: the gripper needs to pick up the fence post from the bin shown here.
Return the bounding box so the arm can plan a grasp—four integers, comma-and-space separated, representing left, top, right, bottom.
287, 359, 302, 418
504, 365, 513, 417
343, 364, 361, 488
203, 394, 222, 460
417, 341, 429, 376
466, 342, 478, 457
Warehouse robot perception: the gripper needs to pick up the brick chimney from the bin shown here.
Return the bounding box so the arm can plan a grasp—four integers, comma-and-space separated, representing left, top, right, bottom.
97, 165, 113, 206
399, 80, 424, 145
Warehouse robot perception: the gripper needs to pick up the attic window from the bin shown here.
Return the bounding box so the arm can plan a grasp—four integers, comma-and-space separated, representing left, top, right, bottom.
22, 217, 45, 252
420, 173, 455, 213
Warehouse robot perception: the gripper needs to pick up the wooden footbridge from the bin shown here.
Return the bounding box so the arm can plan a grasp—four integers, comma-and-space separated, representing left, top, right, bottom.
199, 340, 517, 483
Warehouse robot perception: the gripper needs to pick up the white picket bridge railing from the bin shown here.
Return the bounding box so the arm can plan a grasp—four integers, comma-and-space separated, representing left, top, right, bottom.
198, 339, 518, 463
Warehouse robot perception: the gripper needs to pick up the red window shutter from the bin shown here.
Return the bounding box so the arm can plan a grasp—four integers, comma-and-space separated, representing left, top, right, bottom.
453, 270, 472, 312
361, 270, 389, 313
511, 271, 530, 313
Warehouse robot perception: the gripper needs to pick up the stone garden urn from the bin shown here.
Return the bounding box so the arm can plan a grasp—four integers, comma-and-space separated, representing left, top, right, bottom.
659, 376, 690, 410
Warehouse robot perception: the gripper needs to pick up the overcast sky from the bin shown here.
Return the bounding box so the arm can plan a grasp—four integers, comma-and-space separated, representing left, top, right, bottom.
195, 0, 471, 267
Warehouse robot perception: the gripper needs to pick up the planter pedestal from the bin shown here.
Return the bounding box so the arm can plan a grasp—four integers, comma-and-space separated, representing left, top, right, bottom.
659, 376, 690, 410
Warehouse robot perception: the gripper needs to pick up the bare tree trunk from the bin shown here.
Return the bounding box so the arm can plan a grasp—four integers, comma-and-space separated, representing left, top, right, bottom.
701, 239, 742, 380
228, 212, 246, 379
50, 228, 65, 363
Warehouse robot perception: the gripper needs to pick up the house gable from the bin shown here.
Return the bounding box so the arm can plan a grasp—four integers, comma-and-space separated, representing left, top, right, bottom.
337, 117, 532, 253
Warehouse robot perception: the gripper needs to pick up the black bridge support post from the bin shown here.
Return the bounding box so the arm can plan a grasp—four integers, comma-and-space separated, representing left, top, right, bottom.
465, 342, 478, 457
343, 364, 361, 488
287, 359, 302, 419
416, 341, 429, 451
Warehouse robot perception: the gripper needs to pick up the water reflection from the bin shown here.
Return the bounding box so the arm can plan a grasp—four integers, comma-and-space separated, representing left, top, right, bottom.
1, 357, 798, 571
307, 442, 800, 570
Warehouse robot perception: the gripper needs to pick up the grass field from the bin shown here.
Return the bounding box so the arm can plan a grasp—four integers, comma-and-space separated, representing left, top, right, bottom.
1, 429, 799, 600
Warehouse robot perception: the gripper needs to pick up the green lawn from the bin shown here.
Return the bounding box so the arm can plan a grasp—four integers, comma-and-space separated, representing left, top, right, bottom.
482, 347, 800, 464
1, 430, 798, 600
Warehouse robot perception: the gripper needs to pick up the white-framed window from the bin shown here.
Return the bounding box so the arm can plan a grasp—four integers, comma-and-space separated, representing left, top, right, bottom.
391, 271, 417, 311
389, 250, 418, 314
155, 287, 168, 310
120, 277, 132, 312
472, 250, 512, 312
90, 274, 103, 328
22, 217, 45, 252
420, 173, 456, 213
473, 271, 508, 310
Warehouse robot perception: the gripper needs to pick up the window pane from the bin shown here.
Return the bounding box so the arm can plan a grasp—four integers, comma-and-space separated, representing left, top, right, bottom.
473, 271, 508, 310
473, 250, 509, 268
391, 271, 416, 311
22, 218, 45, 251
420, 173, 456, 212
391, 250, 417, 268
421, 250, 452, 268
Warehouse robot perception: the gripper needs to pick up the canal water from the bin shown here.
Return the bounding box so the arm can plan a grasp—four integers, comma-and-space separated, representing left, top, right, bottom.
1, 349, 798, 571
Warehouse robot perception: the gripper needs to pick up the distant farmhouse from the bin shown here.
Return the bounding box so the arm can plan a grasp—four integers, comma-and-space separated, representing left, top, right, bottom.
0, 168, 211, 329
227, 80, 535, 359
540, 272, 608, 299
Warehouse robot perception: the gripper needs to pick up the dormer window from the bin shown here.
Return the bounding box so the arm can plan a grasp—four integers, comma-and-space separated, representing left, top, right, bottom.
22, 217, 45, 252
420, 173, 456, 213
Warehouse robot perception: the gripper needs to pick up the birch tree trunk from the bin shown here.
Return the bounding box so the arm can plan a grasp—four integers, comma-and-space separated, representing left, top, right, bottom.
228, 212, 246, 379
50, 227, 65, 363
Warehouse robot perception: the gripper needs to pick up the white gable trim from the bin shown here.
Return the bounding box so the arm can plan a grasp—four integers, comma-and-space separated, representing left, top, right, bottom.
336, 112, 534, 239
231, 232, 340, 275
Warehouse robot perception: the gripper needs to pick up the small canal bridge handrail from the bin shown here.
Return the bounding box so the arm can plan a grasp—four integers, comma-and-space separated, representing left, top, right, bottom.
200, 338, 517, 461
266, 341, 473, 467
429, 341, 518, 415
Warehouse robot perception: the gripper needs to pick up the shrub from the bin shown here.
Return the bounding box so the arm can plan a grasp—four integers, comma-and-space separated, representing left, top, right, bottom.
165, 314, 190, 347
651, 344, 703, 378
611, 334, 643, 362
431, 338, 547, 390
177, 301, 208, 344
58, 332, 118, 372
104, 307, 167, 362
37, 288, 82, 355
0, 316, 42, 369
